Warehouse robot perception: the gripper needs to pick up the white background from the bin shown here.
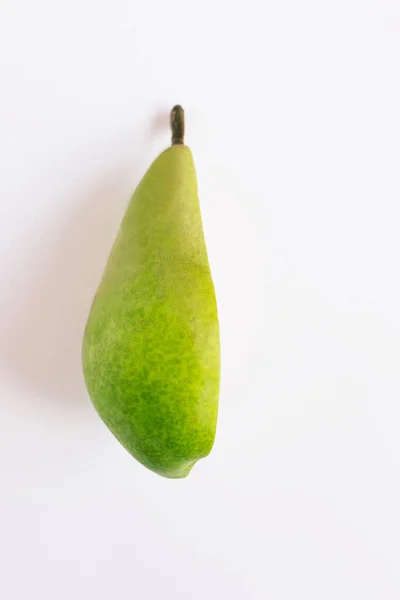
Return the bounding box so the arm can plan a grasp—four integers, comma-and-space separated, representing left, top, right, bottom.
1, 2, 400, 598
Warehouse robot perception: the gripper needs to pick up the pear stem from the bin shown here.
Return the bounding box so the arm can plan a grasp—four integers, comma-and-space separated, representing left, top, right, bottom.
170, 105, 185, 145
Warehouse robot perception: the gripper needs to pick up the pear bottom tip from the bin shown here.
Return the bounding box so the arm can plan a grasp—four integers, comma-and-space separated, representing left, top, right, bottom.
148, 459, 198, 479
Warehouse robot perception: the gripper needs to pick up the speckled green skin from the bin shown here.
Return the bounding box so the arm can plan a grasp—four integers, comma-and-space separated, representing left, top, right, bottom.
82, 145, 220, 478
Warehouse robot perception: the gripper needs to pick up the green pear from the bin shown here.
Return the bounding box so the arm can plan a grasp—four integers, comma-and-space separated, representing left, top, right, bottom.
82, 106, 220, 478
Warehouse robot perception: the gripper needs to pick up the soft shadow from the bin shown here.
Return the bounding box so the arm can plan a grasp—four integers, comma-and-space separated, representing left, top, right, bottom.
0, 162, 142, 406
151, 108, 172, 136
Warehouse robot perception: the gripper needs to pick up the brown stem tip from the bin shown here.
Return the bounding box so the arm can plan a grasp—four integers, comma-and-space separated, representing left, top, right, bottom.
170, 105, 185, 145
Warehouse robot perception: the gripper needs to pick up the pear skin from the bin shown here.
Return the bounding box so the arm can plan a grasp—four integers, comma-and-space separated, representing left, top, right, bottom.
82, 107, 220, 478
